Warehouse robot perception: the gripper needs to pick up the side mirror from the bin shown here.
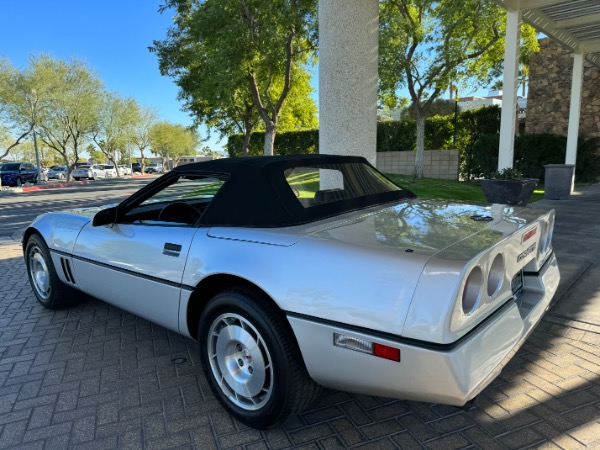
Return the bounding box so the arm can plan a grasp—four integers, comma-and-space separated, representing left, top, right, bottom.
92, 206, 118, 227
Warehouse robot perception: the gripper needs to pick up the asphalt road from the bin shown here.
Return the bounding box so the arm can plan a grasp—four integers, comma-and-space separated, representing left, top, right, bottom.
0, 177, 155, 241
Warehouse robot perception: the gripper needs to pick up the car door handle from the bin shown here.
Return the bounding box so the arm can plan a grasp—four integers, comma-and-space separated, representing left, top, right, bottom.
163, 242, 182, 257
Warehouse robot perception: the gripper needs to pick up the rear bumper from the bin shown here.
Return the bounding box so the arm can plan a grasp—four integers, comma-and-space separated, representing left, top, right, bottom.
288, 252, 559, 405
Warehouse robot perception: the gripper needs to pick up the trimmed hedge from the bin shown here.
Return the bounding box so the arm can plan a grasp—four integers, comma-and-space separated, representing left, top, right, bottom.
227, 114, 460, 156
227, 129, 318, 157
466, 133, 600, 182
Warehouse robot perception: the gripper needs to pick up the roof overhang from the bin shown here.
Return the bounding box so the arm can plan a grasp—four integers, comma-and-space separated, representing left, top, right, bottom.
493, 0, 600, 67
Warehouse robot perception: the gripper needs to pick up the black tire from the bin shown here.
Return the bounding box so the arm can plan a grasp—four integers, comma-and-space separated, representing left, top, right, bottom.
198, 290, 321, 429
74, 177, 80, 181
16, 177, 22, 187
25, 234, 77, 309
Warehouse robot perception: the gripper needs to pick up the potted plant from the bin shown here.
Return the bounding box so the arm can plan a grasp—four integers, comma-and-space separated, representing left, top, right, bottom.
480, 168, 538, 206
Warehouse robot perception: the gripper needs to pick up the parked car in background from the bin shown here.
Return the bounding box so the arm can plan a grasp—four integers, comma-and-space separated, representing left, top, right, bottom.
102, 165, 117, 178
144, 163, 163, 174
131, 163, 143, 173
47, 166, 68, 180
0, 162, 38, 186
72, 165, 106, 180
118, 165, 132, 176
23, 155, 559, 429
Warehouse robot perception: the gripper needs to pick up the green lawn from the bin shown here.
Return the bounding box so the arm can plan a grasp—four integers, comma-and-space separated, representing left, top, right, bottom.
386, 174, 546, 203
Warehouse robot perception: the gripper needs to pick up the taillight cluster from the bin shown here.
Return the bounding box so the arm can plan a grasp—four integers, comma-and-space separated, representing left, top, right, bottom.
461, 252, 506, 315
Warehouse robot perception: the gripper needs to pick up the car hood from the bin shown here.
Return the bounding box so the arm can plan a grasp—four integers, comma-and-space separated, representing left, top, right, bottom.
303, 199, 543, 259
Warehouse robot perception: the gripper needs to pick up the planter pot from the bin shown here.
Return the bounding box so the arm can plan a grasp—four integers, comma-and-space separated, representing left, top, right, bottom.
480, 178, 539, 206
544, 164, 574, 200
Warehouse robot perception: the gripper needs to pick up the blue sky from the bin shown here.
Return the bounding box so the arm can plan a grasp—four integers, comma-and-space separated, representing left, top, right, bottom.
0, 0, 228, 151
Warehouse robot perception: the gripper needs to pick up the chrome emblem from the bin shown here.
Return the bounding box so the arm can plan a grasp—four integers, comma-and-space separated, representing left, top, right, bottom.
517, 242, 537, 262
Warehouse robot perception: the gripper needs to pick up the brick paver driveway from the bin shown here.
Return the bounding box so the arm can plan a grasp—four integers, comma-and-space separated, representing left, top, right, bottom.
1, 241, 600, 449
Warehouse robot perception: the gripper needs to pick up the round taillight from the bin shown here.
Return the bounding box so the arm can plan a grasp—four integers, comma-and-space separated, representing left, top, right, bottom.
487, 253, 505, 297
462, 266, 483, 315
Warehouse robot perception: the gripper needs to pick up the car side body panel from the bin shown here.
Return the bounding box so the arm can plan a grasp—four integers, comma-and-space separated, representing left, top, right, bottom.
183, 229, 427, 338
70, 222, 199, 332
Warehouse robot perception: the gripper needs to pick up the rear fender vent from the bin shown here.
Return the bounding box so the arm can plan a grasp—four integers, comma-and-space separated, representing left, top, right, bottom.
59, 257, 76, 285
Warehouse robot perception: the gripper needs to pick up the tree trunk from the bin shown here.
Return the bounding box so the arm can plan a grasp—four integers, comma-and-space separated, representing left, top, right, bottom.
263, 123, 276, 156
414, 112, 426, 179
139, 149, 147, 173
242, 127, 252, 157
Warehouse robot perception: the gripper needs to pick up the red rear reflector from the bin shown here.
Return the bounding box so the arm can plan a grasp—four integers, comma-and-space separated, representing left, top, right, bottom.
522, 227, 537, 243
373, 343, 401, 362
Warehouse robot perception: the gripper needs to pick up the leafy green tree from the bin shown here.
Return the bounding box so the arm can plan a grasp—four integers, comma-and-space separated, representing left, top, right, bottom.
276, 66, 318, 132
379, 0, 538, 178
87, 144, 106, 164
199, 146, 224, 158
149, 122, 198, 168
131, 106, 158, 174
153, 12, 260, 157
92, 93, 139, 175
0, 56, 52, 161
154, 0, 317, 156
33, 56, 104, 180
401, 99, 457, 120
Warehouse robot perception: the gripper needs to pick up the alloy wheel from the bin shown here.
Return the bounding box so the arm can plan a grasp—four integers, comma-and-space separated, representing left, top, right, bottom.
207, 313, 273, 411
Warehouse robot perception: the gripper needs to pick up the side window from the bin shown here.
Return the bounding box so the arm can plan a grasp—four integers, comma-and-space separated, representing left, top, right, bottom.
124, 175, 228, 226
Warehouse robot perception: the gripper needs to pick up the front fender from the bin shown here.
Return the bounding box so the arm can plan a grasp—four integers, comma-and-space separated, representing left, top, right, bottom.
25, 212, 91, 254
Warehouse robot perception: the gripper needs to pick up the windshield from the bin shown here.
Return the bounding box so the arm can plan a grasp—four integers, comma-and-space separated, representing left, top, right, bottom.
0, 163, 20, 171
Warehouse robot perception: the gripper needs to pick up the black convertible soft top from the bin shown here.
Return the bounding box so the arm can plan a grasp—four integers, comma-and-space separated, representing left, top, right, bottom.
173, 154, 416, 228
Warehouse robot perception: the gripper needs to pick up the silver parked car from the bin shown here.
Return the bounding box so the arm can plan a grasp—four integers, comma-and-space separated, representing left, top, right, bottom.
71, 164, 106, 180
22, 155, 559, 429
102, 165, 117, 177
118, 165, 132, 176
47, 166, 68, 180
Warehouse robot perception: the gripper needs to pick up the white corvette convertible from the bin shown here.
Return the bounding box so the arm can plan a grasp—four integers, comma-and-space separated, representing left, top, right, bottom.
23, 154, 559, 428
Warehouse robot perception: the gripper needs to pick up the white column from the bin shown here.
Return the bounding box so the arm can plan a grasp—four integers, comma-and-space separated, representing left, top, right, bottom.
566, 53, 584, 165
319, 0, 379, 165
498, 9, 521, 171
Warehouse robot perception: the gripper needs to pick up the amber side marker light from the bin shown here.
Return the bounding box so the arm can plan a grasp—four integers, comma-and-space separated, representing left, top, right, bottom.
333, 333, 401, 362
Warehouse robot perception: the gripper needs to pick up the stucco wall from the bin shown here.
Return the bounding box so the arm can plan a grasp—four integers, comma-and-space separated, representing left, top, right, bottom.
526, 39, 600, 139
376, 150, 459, 179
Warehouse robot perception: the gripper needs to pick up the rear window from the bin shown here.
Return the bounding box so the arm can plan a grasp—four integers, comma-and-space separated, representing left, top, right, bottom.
284, 163, 402, 208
